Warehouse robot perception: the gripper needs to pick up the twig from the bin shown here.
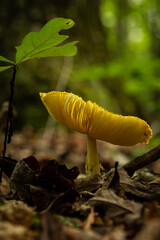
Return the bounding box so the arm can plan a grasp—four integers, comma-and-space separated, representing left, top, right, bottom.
123, 145, 160, 176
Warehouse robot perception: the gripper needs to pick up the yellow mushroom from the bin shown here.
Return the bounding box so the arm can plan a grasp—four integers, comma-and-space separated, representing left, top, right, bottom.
40, 91, 152, 175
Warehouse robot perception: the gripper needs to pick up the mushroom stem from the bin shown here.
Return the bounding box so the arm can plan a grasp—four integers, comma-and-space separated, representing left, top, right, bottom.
86, 135, 103, 175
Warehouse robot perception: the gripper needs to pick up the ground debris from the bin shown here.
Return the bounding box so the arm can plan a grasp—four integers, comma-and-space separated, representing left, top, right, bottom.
104, 168, 160, 202
0, 200, 40, 240
133, 202, 160, 240
8, 156, 79, 211
0, 130, 160, 239
75, 174, 103, 192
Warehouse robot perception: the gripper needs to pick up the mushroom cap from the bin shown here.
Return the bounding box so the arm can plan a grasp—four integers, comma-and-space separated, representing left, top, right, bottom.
40, 91, 152, 146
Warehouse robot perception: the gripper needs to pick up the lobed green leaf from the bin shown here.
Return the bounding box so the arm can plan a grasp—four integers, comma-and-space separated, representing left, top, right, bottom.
29, 41, 78, 59
0, 66, 13, 72
0, 55, 14, 64
16, 18, 77, 65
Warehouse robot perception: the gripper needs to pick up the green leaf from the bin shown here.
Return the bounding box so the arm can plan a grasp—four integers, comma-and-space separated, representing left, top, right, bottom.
16, 18, 77, 65
0, 66, 12, 72
0, 55, 14, 64
30, 41, 78, 59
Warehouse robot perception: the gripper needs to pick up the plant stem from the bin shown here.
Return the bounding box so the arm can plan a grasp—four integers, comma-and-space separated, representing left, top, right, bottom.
0, 65, 17, 181
86, 135, 103, 175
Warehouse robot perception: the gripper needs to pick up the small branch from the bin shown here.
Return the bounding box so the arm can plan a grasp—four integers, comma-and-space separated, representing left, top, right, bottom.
123, 145, 160, 176
0, 65, 17, 181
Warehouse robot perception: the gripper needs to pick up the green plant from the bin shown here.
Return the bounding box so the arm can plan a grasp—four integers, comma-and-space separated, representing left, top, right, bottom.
0, 18, 78, 178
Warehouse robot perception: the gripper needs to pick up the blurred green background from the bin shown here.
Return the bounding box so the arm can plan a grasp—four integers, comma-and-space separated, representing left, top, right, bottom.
0, 0, 160, 145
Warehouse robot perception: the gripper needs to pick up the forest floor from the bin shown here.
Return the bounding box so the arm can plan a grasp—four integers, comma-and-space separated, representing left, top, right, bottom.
0, 128, 160, 240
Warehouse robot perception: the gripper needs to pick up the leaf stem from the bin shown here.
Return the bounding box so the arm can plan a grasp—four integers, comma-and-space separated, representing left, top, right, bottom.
0, 65, 17, 181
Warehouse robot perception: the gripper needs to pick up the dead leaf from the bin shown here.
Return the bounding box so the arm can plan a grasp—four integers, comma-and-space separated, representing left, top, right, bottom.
105, 168, 160, 202
8, 156, 79, 210
23, 156, 40, 171
10, 160, 36, 195
75, 174, 103, 192
86, 188, 142, 216
36, 159, 79, 192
